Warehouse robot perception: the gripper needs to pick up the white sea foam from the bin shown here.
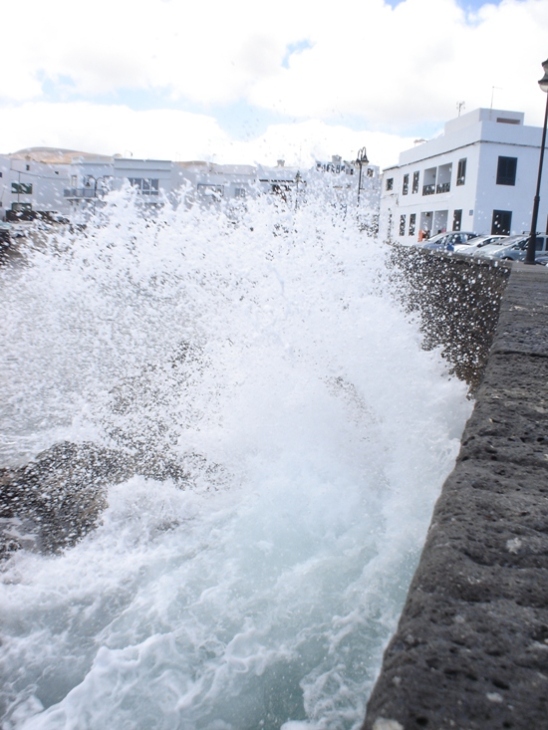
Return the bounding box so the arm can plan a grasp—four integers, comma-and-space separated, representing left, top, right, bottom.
0, 188, 471, 729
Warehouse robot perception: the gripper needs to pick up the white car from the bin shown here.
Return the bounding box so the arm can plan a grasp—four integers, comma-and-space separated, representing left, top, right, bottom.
453, 234, 507, 254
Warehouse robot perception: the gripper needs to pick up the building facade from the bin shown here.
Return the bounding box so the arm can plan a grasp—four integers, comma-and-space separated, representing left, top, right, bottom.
380, 108, 548, 244
0, 152, 71, 221
0, 147, 380, 224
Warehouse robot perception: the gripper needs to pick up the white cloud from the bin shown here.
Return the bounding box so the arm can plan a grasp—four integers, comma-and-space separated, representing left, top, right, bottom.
228, 119, 415, 168
0, 102, 412, 169
247, 0, 548, 130
1, 0, 548, 168
0, 103, 229, 160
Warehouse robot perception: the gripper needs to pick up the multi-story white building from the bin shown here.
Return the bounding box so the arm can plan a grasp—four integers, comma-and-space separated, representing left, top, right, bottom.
65, 156, 189, 215
0, 151, 71, 220
380, 108, 548, 244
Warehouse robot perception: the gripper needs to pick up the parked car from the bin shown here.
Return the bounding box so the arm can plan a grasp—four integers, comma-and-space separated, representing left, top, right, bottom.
0, 222, 11, 248
453, 234, 507, 254
421, 231, 479, 251
475, 234, 548, 262
469, 236, 527, 259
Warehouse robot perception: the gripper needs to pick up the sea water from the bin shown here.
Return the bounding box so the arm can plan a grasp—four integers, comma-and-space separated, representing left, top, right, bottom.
0, 187, 472, 730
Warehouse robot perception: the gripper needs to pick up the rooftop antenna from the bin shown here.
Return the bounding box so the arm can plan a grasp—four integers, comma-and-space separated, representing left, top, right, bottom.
456, 101, 465, 116
490, 86, 501, 117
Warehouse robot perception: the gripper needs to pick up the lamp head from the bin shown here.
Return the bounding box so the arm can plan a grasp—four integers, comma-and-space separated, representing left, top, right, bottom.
539, 58, 548, 93
356, 147, 369, 164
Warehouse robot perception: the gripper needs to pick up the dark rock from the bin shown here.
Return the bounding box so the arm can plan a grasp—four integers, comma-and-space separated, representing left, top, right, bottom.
0, 441, 191, 557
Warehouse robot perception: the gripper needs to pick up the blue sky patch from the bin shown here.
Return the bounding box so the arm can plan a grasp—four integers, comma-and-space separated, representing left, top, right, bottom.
282, 39, 314, 69
384, 0, 502, 8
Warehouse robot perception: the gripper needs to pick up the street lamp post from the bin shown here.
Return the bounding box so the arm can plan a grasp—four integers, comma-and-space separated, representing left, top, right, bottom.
295, 171, 301, 210
355, 147, 369, 205
525, 58, 548, 265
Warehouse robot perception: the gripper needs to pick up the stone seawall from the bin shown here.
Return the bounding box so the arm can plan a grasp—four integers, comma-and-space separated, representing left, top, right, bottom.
363, 262, 548, 730
387, 246, 511, 390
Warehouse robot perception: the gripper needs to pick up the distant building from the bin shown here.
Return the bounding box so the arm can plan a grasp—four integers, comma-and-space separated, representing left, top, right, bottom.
65, 157, 186, 214
0, 147, 381, 225
311, 154, 380, 233
0, 151, 71, 220
189, 162, 257, 207
379, 108, 548, 244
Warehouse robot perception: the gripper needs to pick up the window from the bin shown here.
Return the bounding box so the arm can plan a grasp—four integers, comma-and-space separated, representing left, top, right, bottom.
399, 215, 406, 236
366, 168, 374, 178
11, 182, 32, 194
436, 163, 452, 193
453, 209, 462, 231
409, 213, 416, 236
496, 157, 517, 186
234, 188, 246, 198
422, 167, 436, 195
128, 177, 160, 195
386, 177, 393, 191
402, 174, 409, 195
456, 159, 466, 186
197, 183, 224, 198
412, 171, 419, 193
492, 210, 512, 235
496, 117, 520, 125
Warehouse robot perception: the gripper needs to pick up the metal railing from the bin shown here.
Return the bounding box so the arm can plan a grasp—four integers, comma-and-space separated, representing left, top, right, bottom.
63, 187, 99, 199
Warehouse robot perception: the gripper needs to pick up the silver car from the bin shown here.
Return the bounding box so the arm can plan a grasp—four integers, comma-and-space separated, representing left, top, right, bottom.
477, 234, 548, 262
453, 234, 507, 254
420, 231, 479, 251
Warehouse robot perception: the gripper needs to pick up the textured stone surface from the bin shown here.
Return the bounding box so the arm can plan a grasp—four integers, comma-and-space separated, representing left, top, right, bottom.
0, 441, 190, 557
363, 264, 548, 730
387, 246, 511, 389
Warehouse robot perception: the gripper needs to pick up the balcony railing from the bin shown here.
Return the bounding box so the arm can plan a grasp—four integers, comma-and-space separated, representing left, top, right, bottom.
422, 182, 451, 195
64, 187, 158, 199
64, 187, 99, 199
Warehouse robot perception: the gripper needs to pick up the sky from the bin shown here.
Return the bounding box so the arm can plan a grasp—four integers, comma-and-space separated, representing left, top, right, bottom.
1, 0, 547, 170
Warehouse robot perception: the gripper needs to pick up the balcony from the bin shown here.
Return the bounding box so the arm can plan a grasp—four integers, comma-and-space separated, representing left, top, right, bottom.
63, 187, 99, 199
436, 182, 451, 193
422, 184, 435, 196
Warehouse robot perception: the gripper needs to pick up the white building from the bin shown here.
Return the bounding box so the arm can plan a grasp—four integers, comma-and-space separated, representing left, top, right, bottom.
65, 156, 189, 215
186, 162, 257, 207
311, 154, 380, 233
0, 150, 71, 220
380, 108, 548, 244
0, 146, 381, 224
